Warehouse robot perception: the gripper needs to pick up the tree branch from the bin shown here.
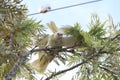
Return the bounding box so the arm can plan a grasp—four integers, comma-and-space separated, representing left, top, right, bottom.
102, 33, 120, 41
111, 33, 120, 41
7, 30, 15, 49
44, 47, 104, 80
5, 49, 33, 80
5, 46, 75, 80
98, 65, 120, 75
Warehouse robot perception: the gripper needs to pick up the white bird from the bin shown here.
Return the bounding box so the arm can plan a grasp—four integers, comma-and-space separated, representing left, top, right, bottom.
31, 21, 63, 73
39, 5, 51, 13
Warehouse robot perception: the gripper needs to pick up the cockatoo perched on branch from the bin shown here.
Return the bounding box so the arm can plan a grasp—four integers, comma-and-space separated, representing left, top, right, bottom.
31, 21, 63, 73
39, 5, 51, 13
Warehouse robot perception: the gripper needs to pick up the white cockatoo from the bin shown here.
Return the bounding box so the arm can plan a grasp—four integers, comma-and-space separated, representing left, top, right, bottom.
39, 5, 51, 13
31, 21, 63, 73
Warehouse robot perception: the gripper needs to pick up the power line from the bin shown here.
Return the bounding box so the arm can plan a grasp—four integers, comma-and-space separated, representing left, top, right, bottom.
27, 0, 102, 16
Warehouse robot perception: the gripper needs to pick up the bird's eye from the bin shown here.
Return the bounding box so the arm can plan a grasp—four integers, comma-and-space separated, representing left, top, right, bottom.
57, 33, 62, 36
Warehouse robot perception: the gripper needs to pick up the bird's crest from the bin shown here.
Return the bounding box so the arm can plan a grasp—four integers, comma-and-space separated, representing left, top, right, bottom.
47, 21, 58, 33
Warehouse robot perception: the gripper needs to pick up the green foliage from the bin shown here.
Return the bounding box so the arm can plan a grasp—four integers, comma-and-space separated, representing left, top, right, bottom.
0, 0, 44, 79
58, 14, 120, 80
68, 14, 120, 80
14, 19, 43, 50
89, 14, 106, 39
64, 23, 84, 41
0, 0, 27, 19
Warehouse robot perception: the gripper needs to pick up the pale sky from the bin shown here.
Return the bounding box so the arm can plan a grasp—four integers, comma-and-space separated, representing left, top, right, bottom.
23, 0, 120, 79
23, 0, 120, 30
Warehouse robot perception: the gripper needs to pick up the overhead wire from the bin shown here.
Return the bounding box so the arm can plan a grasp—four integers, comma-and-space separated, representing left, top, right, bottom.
27, 0, 102, 16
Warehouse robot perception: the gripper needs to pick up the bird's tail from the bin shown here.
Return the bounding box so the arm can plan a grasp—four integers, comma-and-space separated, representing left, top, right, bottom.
31, 51, 54, 73
47, 21, 58, 33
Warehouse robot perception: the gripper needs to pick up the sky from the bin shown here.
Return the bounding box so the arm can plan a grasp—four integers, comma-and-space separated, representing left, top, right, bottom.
23, 0, 120, 31
22, 0, 120, 79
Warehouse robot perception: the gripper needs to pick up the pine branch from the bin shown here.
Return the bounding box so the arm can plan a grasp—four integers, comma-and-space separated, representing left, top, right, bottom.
44, 47, 104, 80
5, 48, 34, 80
5, 46, 75, 80
111, 33, 120, 41
99, 65, 120, 75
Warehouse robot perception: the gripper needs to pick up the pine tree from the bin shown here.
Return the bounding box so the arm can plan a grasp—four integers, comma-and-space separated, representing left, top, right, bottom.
0, 0, 120, 80
0, 0, 44, 79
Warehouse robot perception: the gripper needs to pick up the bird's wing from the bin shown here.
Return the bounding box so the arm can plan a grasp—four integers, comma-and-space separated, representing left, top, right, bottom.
47, 21, 58, 33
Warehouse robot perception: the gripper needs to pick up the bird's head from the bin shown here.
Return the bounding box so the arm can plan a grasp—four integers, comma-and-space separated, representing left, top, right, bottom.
54, 32, 63, 39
